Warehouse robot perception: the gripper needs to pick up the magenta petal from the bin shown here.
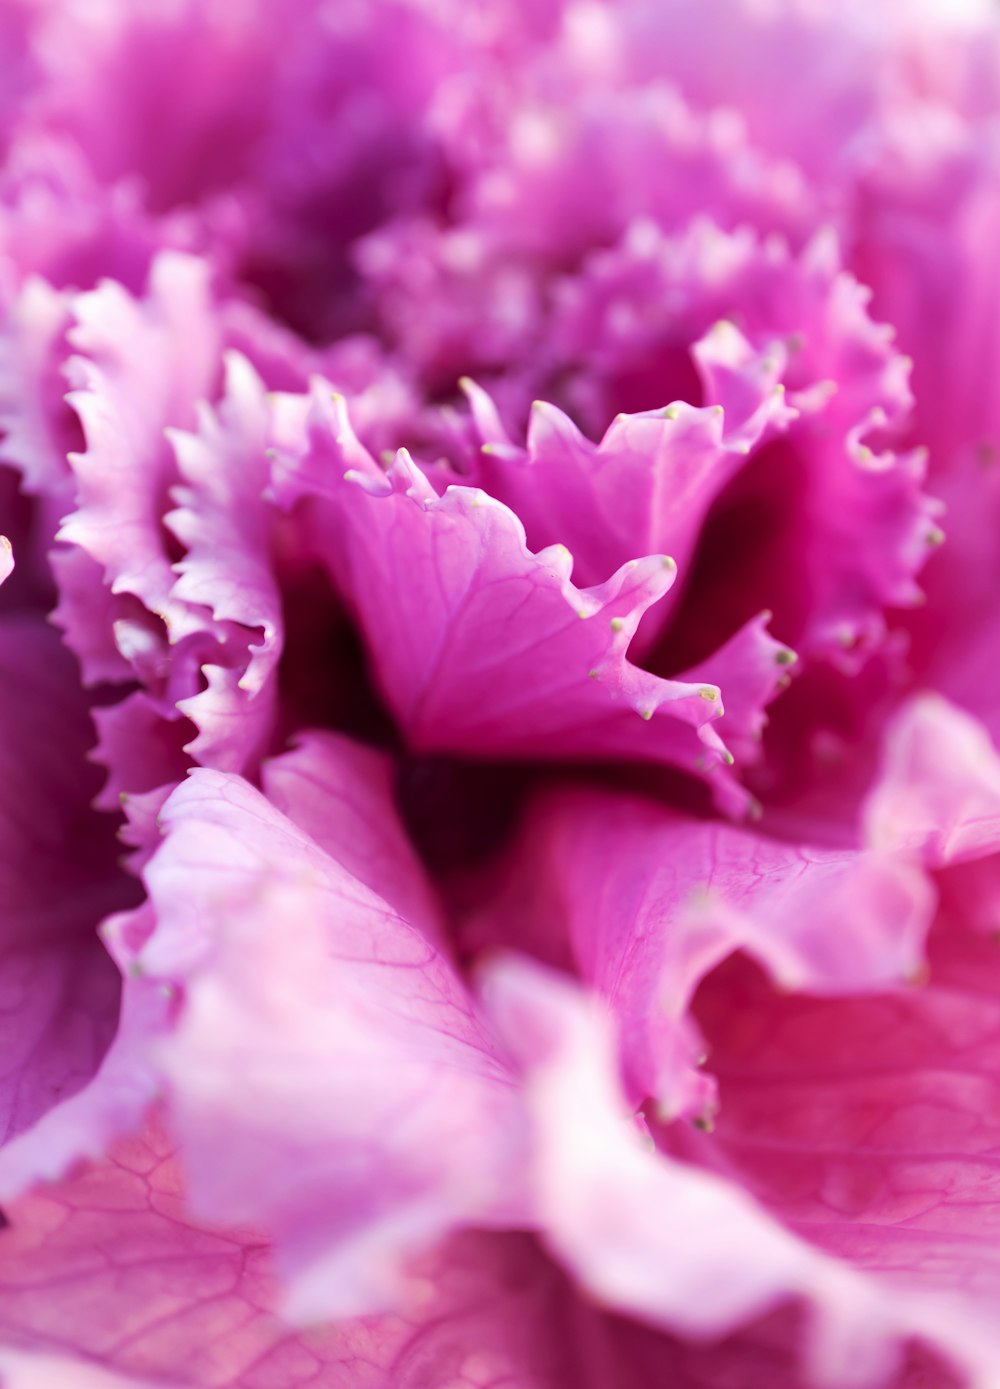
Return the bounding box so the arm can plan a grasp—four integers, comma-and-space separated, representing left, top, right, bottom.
136, 767, 527, 1319
28, 0, 283, 211
0, 276, 75, 503
0, 616, 130, 1157
0, 938, 117, 1150
0, 4, 998, 1384
469, 354, 791, 602
0, 130, 178, 298
452, 81, 815, 274
679, 611, 796, 767
683, 906, 1000, 1386
549, 218, 938, 663
90, 692, 190, 820
0, 967, 170, 1200
272, 391, 732, 789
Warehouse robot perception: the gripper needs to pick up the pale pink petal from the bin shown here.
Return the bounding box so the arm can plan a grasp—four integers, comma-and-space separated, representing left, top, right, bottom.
260, 730, 442, 947
0, 1077, 975, 1389
0, 1350, 167, 1389
483, 954, 1000, 1389
60, 252, 222, 627
0, 1149, 964, 1389
165, 351, 282, 772
48, 259, 292, 809
469, 787, 933, 1121
134, 768, 527, 1320
863, 695, 1000, 867
49, 254, 225, 746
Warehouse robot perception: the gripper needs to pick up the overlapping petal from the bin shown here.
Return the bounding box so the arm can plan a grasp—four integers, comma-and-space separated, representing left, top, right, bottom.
60, 252, 221, 631
0, 1123, 545, 1389
543, 221, 935, 666
272, 390, 741, 800
483, 954, 1000, 1389
463, 340, 792, 612
466, 786, 933, 1124
130, 761, 528, 1320
669, 906, 1000, 1386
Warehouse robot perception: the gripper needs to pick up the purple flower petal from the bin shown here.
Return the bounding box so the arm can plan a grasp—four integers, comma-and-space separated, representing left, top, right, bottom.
0, 615, 132, 1158
273, 390, 734, 794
